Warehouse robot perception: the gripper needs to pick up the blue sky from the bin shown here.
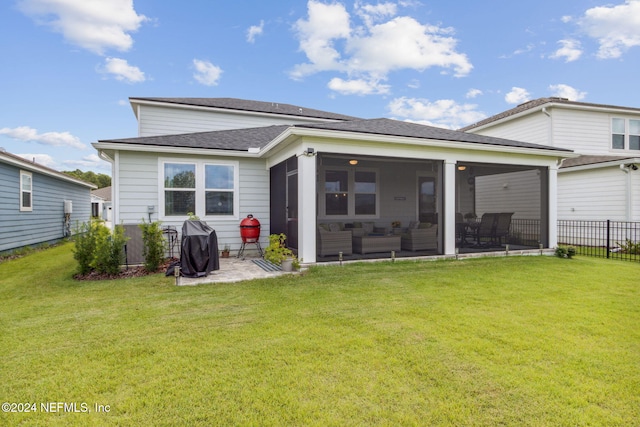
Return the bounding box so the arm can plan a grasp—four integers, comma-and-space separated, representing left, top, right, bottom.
1, 0, 639, 174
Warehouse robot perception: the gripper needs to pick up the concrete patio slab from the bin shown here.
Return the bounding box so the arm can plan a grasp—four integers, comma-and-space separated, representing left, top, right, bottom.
176, 256, 292, 286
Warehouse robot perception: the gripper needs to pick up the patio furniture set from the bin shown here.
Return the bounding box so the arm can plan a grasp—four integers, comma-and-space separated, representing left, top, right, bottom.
457, 212, 514, 248
317, 221, 438, 257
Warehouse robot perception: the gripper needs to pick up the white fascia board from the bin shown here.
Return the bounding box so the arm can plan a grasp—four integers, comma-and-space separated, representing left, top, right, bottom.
260, 127, 576, 160
129, 99, 344, 124
92, 142, 263, 159
560, 157, 640, 173
0, 152, 96, 189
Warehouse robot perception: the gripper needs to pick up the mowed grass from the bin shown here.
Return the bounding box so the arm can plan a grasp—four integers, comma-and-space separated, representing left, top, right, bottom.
0, 243, 638, 426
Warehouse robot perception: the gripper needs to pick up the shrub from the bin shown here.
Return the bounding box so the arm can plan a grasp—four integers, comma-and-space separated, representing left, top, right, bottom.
617, 239, 640, 255
91, 224, 128, 275
555, 245, 576, 259
139, 220, 166, 272
73, 220, 101, 275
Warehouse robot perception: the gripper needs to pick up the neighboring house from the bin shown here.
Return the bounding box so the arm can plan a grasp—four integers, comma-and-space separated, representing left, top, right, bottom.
91, 185, 113, 226
0, 149, 96, 253
462, 98, 640, 222
93, 97, 574, 264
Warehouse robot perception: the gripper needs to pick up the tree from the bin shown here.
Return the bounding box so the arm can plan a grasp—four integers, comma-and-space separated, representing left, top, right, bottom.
63, 169, 111, 188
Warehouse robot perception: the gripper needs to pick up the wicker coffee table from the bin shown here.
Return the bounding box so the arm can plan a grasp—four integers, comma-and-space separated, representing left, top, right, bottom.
352, 235, 401, 254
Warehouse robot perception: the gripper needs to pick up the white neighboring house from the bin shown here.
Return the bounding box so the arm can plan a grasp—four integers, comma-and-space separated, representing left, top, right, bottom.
93, 97, 574, 264
91, 186, 113, 227
462, 98, 640, 222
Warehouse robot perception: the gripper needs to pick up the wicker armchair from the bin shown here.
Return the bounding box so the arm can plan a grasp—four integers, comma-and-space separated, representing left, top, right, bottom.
401, 225, 438, 251
317, 225, 353, 257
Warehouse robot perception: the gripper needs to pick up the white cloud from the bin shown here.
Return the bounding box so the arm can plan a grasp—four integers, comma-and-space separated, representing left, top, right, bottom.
193, 59, 223, 86
101, 57, 145, 83
549, 84, 587, 101
328, 77, 390, 95
578, 0, 640, 59
466, 88, 483, 99
15, 153, 57, 168
505, 87, 531, 105
18, 0, 148, 55
387, 97, 486, 129
0, 126, 86, 150
550, 39, 583, 62
291, 0, 472, 94
247, 20, 265, 43
63, 153, 111, 171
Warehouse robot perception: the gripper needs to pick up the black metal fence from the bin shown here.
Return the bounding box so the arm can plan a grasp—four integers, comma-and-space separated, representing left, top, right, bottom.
557, 220, 640, 262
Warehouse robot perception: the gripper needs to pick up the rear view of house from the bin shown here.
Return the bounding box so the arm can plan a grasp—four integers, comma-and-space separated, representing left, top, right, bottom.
94, 97, 574, 265
0, 149, 95, 254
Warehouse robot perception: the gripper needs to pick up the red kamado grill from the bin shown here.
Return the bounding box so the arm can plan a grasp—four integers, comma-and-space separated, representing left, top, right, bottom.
237, 214, 263, 259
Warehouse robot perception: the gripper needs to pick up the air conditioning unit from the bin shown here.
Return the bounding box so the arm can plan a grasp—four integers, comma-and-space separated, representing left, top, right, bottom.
64, 200, 73, 214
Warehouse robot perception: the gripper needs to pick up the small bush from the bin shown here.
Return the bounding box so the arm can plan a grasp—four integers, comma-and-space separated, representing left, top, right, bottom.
139, 220, 166, 272
91, 224, 128, 275
617, 239, 640, 255
73, 221, 129, 275
555, 245, 576, 259
73, 221, 101, 275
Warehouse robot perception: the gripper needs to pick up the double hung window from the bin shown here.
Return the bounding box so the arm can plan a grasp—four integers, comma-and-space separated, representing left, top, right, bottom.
20, 171, 32, 212
612, 118, 640, 151
321, 168, 378, 218
161, 160, 237, 218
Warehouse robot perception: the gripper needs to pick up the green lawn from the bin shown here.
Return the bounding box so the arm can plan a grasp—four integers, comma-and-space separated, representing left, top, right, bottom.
1, 243, 638, 426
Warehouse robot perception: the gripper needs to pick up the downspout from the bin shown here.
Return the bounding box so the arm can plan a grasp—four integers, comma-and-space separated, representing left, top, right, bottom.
620, 164, 632, 221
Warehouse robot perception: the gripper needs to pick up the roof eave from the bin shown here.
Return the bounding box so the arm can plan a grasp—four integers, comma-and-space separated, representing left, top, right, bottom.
261, 127, 576, 159
129, 98, 350, 124
560, 157, 640, 172
93, 141, 263, 158
0, 153, 97, 189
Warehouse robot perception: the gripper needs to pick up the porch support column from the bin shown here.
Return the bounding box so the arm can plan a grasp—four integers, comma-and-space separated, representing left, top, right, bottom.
544, 164, 559, 248
297, 151, 317, 264
443, 160, 457, 255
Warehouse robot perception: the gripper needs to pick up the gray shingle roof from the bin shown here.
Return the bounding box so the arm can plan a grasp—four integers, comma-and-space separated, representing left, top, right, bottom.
461, 97, 640, 131
100, 125, 291, 150
100, 118, 571, 153
130, 97, 361, 121
296, 118, 572, 152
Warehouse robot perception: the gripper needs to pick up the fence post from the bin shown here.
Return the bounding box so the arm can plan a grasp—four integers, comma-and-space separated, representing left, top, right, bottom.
606, 220, 610, 259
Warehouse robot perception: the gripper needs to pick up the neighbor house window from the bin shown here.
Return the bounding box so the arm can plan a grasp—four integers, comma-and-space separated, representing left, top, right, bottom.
321, 168, 378, 217
630, 119, 640, 150
612, 118, 640, 150
20, 171, 32, 212
161, 160, 238, 218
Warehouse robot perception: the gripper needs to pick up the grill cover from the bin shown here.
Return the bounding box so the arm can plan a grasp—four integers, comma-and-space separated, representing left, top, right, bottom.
179, 220, 219, 278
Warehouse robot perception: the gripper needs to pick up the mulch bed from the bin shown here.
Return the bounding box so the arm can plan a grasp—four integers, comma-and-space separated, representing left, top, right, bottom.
74, 258, 178, 281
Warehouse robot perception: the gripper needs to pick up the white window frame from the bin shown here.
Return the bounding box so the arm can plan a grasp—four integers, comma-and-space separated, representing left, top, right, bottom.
611, 117, 640, 151
159, 158, 239, 221
20, 170, 32, 212
318, 166, 379, 220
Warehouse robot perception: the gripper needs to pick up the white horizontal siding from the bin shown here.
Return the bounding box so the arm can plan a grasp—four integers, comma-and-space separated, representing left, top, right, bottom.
558, 167, 627, 220
139, 105, 324, 137
473, 113, 549, 146
116, 151, 270, 253
475, 170, 541, 219
551, 109, 611, 154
